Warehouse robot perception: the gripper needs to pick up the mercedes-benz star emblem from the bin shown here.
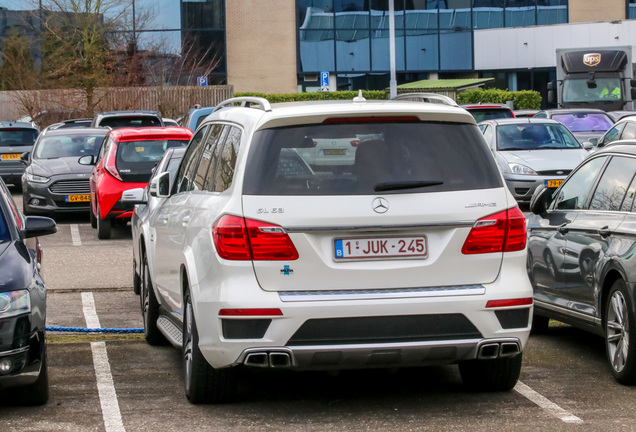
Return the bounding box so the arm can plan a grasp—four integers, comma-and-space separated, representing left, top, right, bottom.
372, 197, 389, 214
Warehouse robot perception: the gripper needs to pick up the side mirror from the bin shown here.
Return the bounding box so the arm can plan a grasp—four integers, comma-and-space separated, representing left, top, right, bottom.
530, 184, 552, 217
20, 152, 30, 164
587, 137, 598, 147
120, 187, 146, 205
150, 171, 170, 198
582, 141, 594, 150
547, 81, 555, 104
78, 155, 95, 166
22, 216, 57, 239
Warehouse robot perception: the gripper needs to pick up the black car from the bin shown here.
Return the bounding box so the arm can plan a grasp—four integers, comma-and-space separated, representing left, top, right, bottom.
527, 143, 636, 384
0, 122, 40, 188
91, 110, 163, 129
0, 177, 57, 405
21, 128, 108, 216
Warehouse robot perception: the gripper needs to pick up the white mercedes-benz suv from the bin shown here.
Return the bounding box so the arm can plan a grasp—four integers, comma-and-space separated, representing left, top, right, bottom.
139, 94, 533, 403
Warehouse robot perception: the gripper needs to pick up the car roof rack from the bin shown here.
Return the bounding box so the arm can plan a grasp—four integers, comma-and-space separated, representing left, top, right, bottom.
213, 97, 272, 113
393, 92, 459, 107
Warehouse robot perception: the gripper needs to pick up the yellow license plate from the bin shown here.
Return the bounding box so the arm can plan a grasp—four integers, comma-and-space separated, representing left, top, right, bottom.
65, 194, 90, 202
0, 153, 20, 160
545, 179, 563, 188
324, 149, 346, 155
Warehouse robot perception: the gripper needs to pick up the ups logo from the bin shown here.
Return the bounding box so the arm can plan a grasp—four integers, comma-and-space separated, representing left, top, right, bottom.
583, 53, 601, 67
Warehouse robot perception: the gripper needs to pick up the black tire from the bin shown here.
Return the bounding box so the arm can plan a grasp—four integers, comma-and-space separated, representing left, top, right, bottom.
531, 314, 550, 334
459, 353, 522, 392
141, 252, 167, 346
604, 279, 636, 384
89, 203, 97, 228
13, 346, 49, 405
133, 257, 141, 295
96, 203, 111, 240
183, 290, 237, 404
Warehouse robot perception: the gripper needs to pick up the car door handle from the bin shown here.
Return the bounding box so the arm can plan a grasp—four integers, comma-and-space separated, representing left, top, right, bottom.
182, 215, 191, 226
557, 223, 569, 234
599, 226, 612, 238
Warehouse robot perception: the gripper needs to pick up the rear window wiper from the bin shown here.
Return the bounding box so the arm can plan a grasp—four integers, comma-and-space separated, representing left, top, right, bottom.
374, 180, 444, 192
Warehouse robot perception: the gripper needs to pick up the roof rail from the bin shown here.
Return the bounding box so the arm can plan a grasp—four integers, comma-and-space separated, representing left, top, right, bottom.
393, 92, 459, 107
213, 97, 272, 113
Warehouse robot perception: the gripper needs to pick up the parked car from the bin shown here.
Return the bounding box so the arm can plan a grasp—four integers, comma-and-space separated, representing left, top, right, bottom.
179, 105, 215, 132
594, 115, 636, 148
123, 147, 186, 291
533, 108, 614, 145
162, 118, 178, 127
91, 110, 164, 129
21, 128, 108, 216
0, 176, 57, 405
82, 127, 193, 239
0, 122, 40, 188
478, 118, 591, 202
527, 142, 636, 384
513, 110, 539, 118
141, 95, 532, 404
461, 103, 516, 122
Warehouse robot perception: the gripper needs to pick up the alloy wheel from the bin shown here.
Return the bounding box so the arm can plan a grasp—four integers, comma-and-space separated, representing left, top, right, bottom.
607, 290, 630, 373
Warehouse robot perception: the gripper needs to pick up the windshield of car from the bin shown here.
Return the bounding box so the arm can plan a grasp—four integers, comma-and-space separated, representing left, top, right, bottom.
563, 78, 622, 103
116, 139, 189, 183
0, 128, 38, 147
34, 134, 105, 159
466, 108, 514, 123
496, 124, 581, 151
244, 122, 502, 195
99, 116, 162, 129
552, 113, 614, 132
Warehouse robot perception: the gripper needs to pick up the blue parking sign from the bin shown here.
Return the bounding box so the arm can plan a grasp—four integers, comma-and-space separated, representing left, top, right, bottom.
197, 76, 208, 86
320, 71, 330, 92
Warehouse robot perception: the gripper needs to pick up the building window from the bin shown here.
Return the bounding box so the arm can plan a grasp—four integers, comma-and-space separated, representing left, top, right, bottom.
629, 0, 636, 19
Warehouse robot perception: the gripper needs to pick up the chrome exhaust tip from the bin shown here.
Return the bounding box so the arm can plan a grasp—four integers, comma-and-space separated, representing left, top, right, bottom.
478, 343, 500, 359
269, 352, 291, 368
244, 352, 269, 367
499, 342, 520, 357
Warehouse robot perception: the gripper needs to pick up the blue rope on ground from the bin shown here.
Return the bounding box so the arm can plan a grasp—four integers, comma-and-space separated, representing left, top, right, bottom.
46, 326, 143, 334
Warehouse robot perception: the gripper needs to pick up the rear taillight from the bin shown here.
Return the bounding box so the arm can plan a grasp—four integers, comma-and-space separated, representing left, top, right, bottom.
461, 207, 526, 255
104, 142, 122, 181
212, 215, 299, 261
350, 139, 360, 147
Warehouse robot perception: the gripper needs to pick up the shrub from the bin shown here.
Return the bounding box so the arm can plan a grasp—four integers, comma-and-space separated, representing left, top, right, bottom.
457, 88, 542, 110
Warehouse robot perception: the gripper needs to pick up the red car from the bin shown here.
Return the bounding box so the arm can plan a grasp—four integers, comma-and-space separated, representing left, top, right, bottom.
83, 127, 193, 239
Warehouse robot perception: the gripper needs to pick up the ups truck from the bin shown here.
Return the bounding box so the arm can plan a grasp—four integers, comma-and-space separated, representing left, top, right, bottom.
548, 46, 636, 111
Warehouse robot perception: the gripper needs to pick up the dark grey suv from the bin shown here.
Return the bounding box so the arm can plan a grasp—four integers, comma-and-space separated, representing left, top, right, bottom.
0, 122, 40, 188
527, 143, 636, 384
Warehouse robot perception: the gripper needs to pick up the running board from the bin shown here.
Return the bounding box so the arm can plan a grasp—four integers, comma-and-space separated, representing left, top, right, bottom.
157, 316, 183, 348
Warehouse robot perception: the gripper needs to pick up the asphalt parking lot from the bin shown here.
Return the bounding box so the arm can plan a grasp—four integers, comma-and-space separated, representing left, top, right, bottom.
3, 189, 636, 432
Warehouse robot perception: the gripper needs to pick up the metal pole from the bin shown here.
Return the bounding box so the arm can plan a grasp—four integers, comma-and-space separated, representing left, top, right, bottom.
389, 0, 397, 99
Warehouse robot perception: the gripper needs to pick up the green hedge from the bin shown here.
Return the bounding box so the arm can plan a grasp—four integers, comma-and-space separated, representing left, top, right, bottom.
457, 88, 542, 110
234, 91, 387, 102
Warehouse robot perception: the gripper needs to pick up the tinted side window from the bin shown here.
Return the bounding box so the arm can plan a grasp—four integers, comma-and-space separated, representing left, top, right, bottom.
621, 123, 636, 141
589, 156, 636, 211
554, 156, 607, 210
214, 127, 241, 192
603, 123, 625, 145
193, 125, 223, 191
175, 126, 209, 193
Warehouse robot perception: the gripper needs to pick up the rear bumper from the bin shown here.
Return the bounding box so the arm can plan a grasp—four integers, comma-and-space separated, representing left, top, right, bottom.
190, 250, 533, 370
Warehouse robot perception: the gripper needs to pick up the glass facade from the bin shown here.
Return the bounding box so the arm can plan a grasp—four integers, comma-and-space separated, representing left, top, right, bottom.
297, 0, 568, 75
0, 0, 227, 85
629, 0, 636, 19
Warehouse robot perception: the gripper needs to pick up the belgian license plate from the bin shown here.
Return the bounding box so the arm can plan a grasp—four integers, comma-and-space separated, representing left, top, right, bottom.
324, 149, 346, 155
0, 153, 20, 160
65, 194, 90, 202
545, 179, 563, 188
334, 236, 428, 260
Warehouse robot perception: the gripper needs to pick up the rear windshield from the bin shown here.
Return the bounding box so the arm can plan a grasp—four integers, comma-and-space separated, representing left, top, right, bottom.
0, 128, 38, 147
467, 108, 514, 123
496, 123, 582, 151
99, 116, 162, 129
243, 122, 502, 195
35, 134, 105, 159
552, 113, 613, 132
116, 139, 189, 182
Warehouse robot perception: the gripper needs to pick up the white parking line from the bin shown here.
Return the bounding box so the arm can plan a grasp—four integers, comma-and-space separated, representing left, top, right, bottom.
82, 292, 126, 432
70, 224, 82, 246
514, 381, 583, 424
